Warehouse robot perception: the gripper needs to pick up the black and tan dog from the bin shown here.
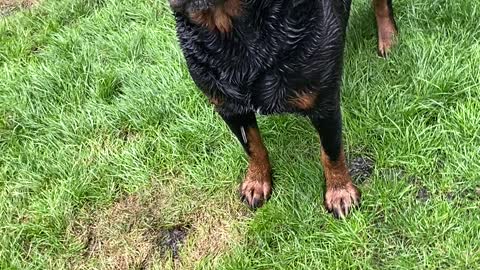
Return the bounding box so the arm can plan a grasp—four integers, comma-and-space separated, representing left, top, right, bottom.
169, 0, 397, 218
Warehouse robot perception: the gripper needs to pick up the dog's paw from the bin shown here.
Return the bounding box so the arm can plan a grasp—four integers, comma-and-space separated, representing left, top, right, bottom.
377, 28, 397, 57
377, 36, 396, 57
324, 183, 361, 219
240, 170, 272, 209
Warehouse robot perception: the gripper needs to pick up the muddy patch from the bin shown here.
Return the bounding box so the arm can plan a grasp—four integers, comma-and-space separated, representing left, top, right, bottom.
416, 186, 430, 202
445, 191, 455, 201
349, 156, 374, 183
159, 225, 189, 259
68, 182, 249, 270
117, 127, 137, 142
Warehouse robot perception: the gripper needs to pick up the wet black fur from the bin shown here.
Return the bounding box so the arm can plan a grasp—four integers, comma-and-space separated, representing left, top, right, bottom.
175, 0, 352, 118
172, 0, 396, 214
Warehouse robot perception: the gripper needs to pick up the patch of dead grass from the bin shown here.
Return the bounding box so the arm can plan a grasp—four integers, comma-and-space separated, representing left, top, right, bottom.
181, 198, 249, 268
0, 0, 38, 16
0, 0, 38, 8
68, 180, 250, 270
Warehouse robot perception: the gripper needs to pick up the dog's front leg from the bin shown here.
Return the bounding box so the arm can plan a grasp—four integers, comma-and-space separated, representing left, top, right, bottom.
373, 0, 397, 57
309, 109, 360, 218
220, 112, 272, 209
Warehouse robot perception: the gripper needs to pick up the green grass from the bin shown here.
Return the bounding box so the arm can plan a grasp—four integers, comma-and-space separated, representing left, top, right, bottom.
1, 0, 479, 269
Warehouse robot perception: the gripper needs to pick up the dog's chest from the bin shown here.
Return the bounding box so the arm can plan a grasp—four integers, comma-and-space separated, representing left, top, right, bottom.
188, 32, 312, 113
176, 0, 348, 114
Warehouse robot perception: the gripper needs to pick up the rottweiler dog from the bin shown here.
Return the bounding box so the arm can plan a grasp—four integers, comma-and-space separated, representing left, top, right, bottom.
169, 0, 397, 218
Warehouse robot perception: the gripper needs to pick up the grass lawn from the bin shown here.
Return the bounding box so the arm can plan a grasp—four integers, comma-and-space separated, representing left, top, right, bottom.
1, 0, 480, 269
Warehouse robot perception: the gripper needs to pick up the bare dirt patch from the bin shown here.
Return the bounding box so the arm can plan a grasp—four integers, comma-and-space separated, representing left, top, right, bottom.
349, 156, 374, 183
416, 186, 430, 202
160, 225, 189, 259
68, 181, 249, 270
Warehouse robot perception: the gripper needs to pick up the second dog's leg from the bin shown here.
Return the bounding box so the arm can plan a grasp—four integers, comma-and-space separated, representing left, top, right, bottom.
310, 109, 360, 218
220, 112, 272, 209
373, 0, 397, 57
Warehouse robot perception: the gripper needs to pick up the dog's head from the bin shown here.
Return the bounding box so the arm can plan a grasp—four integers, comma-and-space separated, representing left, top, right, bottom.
168, 0, 221, 13
169, 0, 241, 33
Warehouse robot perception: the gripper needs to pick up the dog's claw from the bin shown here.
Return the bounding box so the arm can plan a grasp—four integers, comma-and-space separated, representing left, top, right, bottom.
252, 198, 261, 209
324, 183, 360, 219
240, 178, 272, 210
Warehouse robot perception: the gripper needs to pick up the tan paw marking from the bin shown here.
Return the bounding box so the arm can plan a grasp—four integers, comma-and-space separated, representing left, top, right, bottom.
324, 182, 361, 219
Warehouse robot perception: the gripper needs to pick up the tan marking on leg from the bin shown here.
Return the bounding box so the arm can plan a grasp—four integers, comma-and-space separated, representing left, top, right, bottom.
321, 148, 350, 188
240, 127, 272, 209
373, 0, 397, 57
321, 147, 360, 218
288, 91, 318, 110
